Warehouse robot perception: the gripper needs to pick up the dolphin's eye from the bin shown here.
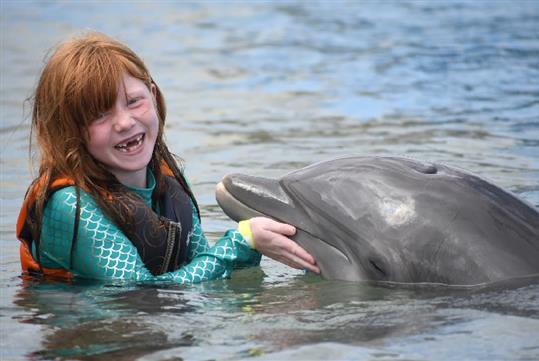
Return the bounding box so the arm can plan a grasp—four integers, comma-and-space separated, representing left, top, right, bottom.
370, 259, 387, 278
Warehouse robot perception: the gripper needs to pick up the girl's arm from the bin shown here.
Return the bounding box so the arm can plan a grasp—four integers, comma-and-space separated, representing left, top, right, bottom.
149, 206, 261, 283
37, 187, 259, 284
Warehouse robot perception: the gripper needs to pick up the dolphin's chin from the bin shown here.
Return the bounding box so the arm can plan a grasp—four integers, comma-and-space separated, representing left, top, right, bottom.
216, 181, 266, 222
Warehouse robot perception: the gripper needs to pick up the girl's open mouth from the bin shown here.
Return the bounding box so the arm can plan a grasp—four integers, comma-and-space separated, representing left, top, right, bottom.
114, 133, 145, 152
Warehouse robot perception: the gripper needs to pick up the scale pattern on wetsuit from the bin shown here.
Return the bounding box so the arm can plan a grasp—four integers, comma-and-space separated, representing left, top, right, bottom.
37, 187, 261, 283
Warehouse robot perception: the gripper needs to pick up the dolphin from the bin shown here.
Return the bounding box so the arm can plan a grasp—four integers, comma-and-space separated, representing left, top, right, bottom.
215, 155, 539, 285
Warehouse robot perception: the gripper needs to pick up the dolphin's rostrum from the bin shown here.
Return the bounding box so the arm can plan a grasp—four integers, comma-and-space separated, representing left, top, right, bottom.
216, 156, 539, 286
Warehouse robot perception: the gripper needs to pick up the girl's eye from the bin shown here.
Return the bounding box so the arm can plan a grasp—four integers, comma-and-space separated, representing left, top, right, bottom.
93, 111, 110, 123
128, 97, 142, 106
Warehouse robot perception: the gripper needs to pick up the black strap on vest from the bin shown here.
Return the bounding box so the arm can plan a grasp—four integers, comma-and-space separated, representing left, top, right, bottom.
69, 187, 81, 270
114, 175, 194, 275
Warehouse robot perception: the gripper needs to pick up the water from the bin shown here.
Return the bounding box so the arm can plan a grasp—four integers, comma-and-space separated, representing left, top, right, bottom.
1, 0, 538, 360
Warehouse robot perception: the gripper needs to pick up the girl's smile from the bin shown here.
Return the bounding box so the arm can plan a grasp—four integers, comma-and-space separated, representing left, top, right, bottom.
86, 73, 159, 188
114, 133, 145, 152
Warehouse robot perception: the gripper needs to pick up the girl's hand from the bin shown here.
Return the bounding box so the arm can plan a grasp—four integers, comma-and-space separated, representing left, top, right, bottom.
249, 217, 320, 274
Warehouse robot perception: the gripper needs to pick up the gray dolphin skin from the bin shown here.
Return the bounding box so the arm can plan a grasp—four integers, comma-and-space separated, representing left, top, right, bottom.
216, 156, 539, 285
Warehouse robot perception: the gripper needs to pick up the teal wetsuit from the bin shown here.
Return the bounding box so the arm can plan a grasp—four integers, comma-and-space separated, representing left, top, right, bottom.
33, 171, 261, 283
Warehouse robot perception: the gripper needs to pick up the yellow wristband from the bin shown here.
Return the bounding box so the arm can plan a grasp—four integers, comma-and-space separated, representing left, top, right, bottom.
238, 220, 255, 249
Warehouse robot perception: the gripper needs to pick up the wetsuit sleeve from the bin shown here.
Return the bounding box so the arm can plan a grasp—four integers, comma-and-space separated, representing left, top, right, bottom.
38, 187, 260, 284
186, 203, 258, 261
155, 228, 261, 284
185, 203, 261, 264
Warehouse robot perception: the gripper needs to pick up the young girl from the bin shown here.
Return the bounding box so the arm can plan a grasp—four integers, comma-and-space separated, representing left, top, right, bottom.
17, 32, 319, 283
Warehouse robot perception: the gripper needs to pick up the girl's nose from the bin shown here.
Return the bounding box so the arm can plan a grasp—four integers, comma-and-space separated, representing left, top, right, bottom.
113, 109, 135, 132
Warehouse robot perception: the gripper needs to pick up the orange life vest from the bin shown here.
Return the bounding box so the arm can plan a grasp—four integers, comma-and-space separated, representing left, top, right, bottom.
17, 176, 75, 279
16, 163, 196, 280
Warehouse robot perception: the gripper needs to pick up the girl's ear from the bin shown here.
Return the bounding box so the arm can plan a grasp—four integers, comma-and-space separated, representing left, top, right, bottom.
149, 83, 159, 110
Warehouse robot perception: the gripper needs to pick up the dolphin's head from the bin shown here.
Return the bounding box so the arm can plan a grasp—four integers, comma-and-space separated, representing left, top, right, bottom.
216, 155, 538, 284
216, 170, 367, 281
216, 156, 441, 282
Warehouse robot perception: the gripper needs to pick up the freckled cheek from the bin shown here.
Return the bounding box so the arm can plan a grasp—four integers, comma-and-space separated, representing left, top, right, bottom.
85, 125, 110, 151
136, 106, 149, 116
140, 107, 160, 130
138, 105, 157, 117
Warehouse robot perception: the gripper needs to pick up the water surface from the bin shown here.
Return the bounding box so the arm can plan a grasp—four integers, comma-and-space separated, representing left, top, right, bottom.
1, 1, 538, 360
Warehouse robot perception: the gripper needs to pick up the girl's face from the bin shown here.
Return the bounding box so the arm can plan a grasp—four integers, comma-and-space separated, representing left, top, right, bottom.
86, 73, 159, 187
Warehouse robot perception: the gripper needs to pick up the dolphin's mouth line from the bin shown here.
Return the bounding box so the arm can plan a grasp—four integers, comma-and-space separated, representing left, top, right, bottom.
217, 180, 310, 231
216, 180, 353, 267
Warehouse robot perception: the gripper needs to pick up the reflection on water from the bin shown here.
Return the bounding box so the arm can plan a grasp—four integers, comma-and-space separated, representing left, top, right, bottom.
13, 281, 194, 360
12, 273, 539, 360
1, 1, 539, 360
